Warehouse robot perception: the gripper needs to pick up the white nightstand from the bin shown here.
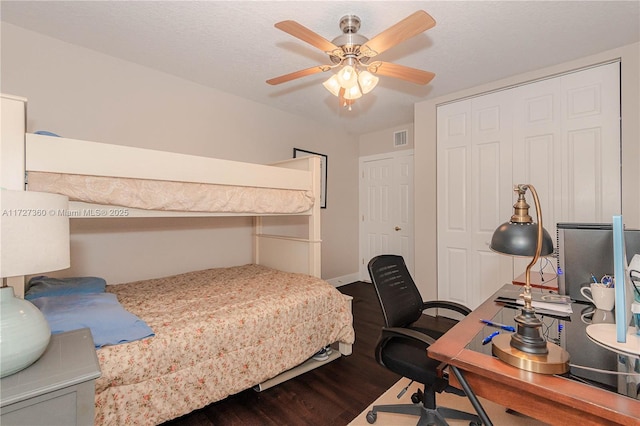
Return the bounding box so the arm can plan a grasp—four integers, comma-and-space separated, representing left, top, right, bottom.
0, 328, 101, 425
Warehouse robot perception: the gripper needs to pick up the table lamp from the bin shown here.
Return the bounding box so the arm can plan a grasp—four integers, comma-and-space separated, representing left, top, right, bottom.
0, 189, 70, 378
489, 184, 569, 374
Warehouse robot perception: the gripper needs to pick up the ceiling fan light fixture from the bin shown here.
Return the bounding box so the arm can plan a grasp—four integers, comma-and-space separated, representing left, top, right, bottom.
268, 11, 437, 107
358, 70, 379, 94
322, 75, 342, 97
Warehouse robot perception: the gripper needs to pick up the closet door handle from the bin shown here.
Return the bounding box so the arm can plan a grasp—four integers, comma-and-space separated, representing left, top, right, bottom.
395, 226, 402, 231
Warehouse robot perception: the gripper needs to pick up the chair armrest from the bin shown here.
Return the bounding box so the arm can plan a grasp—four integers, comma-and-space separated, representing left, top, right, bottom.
422, 300, 472, 316
380, 326, 437, 346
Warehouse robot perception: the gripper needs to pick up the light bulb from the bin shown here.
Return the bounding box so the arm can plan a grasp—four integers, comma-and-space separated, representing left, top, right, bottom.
322, 75, 341, 97
358, 70, 379, 94
337, 65, 358, 89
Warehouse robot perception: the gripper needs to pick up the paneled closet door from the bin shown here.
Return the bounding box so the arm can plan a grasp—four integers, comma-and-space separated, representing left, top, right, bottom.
511, 62, 621, 275
436, 100, 471, 305
437, 62, 621, 309
470, 90, 516, 308
510, 75, 563, 277
437, 92, 514, 307
559, 63, 621, 222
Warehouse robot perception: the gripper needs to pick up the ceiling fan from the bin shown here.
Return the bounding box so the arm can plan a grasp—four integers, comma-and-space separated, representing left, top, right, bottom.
266, 10, 436, 109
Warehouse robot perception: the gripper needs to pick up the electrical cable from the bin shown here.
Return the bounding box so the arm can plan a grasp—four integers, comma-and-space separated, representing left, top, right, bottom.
569, 363, 640, 376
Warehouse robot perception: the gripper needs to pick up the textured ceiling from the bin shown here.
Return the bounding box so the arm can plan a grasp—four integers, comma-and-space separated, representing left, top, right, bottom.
2, 1, 639, 135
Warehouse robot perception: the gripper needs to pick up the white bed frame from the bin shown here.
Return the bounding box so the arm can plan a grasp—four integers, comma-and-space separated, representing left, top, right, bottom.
1, 94, 353, 363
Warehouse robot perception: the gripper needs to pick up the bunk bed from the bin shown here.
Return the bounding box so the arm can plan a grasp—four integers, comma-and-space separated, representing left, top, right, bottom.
0, 94, 355, 425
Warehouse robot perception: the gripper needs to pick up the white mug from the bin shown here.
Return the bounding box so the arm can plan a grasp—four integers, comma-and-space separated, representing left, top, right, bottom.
581, 283, 615, 311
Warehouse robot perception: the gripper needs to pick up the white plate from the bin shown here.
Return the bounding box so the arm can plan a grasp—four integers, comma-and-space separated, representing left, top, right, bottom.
586, 323, 640, 357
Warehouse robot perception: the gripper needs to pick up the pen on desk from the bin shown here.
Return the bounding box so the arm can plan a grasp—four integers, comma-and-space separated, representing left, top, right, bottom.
482, 331, 500, 345
480, 319, 516, 332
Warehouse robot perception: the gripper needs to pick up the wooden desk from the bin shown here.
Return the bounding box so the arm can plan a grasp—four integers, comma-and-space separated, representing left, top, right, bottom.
428, 287, 640, 426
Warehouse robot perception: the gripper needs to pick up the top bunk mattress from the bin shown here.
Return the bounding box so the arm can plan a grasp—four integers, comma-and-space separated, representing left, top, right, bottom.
27, 171, 315, 214
24, 133, 319, 215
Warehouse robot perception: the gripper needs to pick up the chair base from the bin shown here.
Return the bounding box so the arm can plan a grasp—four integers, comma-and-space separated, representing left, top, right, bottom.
367, 402, 481, 426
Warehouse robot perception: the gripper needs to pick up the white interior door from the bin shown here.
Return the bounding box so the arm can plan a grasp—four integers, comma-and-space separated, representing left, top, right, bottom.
359, 151, 414, 281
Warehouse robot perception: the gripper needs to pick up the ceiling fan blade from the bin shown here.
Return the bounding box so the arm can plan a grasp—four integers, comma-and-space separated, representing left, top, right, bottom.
275, 20, 341, 54
266, 65, 332, 85
360, 10, 436, 58
367, 61, 435, 85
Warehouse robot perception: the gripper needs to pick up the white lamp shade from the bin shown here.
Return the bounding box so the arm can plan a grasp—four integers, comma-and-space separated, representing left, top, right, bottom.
1, 190, 70, 277
343, 85, 362, 100
0, 189, 70, 377
322, 75, 341, 97
358, 70, 379, 94
337, 65, 358, 89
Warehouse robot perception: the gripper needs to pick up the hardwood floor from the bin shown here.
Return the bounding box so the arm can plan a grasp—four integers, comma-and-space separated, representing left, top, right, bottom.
163, 281, 401, 426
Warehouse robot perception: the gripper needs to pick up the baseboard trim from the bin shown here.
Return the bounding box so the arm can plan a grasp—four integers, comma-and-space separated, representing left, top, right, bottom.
325, 272, 361, 288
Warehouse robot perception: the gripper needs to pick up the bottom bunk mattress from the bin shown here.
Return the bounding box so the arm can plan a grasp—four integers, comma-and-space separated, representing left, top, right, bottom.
94, 264, 355, 425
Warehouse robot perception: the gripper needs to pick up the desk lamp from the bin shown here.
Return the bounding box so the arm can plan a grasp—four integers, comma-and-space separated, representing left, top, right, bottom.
489, 184, 569, 374
0, 189, 70, 378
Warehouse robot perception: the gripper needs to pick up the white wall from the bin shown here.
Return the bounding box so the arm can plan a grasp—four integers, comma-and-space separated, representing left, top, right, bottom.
1, 23, 360, 283
359, 122, 413, 157
415, 43, 640, 301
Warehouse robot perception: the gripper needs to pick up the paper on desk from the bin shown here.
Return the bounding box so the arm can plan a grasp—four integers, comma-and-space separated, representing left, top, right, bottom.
495, 287, 573, 316
509, 297, 572, 315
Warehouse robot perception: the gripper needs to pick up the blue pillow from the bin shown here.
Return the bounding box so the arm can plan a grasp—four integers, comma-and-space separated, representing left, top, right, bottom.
26, 276, 106, 300
31, 293, 154, 348
34, 130, 61, 137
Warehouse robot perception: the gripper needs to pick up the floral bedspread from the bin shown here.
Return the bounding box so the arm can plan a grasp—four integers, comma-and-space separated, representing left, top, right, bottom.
94, 264, 354, 425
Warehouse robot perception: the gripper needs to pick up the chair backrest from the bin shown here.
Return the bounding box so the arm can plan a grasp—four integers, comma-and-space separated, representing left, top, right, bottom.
368, 255, 424, 328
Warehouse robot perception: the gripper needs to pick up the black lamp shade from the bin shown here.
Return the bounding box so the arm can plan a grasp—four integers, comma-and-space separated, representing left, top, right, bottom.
490, 222, 554, 257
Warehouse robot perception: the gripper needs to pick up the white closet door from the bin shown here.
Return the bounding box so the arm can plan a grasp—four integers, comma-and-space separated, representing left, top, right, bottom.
511, 63, 621, 275
437, 92, 514, 306
560, 63, 621, 221
436, 100, 473, 305
470, 90, 515, 308
510, 76, 563, 278
437, 62, 621, 309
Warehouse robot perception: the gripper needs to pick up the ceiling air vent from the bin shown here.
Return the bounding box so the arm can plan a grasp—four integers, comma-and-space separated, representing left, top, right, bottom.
393, 130, 408, 147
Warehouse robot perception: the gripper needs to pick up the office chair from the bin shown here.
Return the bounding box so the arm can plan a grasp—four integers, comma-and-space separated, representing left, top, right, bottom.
367, 255, 482, 426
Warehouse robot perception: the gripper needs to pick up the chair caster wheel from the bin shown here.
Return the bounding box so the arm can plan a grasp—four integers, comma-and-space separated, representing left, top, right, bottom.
411, 388, 423, 404
366, 410, 376, 424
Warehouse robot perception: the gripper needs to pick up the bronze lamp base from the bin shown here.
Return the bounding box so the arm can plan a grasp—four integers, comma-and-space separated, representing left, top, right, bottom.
492, 333, 570, 374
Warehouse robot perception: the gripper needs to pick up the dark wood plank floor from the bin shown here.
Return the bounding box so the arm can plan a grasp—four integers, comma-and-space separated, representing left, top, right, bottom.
162, 281, 402, 426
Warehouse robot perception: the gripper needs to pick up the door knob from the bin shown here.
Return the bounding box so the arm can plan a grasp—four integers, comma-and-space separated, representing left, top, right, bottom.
395, 226, 402, 231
